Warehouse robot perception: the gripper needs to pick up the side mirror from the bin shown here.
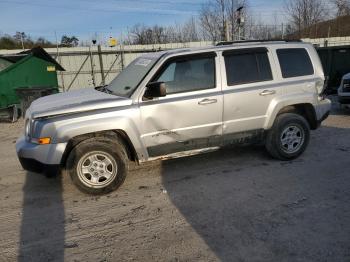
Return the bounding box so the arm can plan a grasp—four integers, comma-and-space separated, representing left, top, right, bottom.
144, 82, 166, 99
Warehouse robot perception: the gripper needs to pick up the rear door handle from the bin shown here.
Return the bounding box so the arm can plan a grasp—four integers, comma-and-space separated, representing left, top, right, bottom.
259, 90, 276, 96
198, 98, 217, 105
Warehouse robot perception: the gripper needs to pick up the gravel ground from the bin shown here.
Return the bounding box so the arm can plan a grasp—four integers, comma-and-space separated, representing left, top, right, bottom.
0, 104, 349, 262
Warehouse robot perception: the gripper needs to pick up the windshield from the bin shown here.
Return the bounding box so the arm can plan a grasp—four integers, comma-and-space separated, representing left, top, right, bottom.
107, 55, 160, 97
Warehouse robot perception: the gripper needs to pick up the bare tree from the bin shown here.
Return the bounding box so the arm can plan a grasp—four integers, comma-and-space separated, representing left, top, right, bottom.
124, 17, 202, 45
284, 0, 327, 36
199, 0, 247, 42
332, 0, 350, 16
181, 17, 200, 42
199, 1, 222, 41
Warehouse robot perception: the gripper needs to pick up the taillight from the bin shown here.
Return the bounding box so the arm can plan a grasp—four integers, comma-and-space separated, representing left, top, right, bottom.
315, 80, 324, 95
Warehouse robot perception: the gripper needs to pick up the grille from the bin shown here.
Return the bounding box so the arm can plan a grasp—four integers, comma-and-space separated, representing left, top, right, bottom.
343, 79, 350, 92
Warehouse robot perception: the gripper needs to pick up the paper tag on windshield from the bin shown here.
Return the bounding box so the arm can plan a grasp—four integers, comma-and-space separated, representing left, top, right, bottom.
135, 58, 152, 67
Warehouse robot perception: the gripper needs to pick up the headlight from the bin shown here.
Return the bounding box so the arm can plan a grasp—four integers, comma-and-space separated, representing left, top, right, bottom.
24, 119, 52, 144
25, 119, 30, 138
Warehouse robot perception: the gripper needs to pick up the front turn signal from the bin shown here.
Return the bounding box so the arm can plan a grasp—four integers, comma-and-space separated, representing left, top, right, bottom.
38, 137, 51, 145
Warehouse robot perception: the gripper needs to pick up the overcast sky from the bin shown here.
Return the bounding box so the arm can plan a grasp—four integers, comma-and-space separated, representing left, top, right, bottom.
0, 0, 284, 42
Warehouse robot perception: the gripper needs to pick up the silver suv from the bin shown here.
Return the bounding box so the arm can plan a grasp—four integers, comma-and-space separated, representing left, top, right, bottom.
16, 41, 331, 194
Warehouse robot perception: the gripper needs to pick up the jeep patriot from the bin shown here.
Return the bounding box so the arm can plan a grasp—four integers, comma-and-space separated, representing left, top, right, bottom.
16, 41, 331, 194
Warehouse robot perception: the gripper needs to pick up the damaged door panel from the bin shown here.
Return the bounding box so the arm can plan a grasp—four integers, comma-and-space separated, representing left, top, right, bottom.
139, 53, 223, 157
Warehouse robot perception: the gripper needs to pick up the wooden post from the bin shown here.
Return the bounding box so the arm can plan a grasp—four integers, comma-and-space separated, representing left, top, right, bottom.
89, 46, 96, 87
98, 45, 105, 86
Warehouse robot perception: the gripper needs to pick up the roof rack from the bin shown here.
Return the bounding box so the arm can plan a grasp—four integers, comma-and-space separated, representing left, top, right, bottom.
216, 39, 302, 46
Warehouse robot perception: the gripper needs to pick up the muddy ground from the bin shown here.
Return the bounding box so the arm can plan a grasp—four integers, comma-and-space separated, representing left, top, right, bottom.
0, 104, 350, 262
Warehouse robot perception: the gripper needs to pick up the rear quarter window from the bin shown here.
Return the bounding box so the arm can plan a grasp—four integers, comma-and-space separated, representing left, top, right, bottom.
277, 48, 314, 78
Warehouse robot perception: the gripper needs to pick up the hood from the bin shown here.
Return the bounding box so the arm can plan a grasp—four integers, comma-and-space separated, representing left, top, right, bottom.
342, 72, 350, 80
29, 88, 132, 119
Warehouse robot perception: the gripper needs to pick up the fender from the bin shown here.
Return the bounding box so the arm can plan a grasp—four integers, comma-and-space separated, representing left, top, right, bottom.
264, 92, 317, 130
35, 107, 149, 162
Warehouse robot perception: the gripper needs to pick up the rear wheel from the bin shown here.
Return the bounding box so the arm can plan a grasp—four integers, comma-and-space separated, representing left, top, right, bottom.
66, 137, 128, 195
265, 113, 310, 160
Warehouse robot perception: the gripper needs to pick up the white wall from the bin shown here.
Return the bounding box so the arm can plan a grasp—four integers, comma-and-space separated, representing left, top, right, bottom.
0, 38, 349, 91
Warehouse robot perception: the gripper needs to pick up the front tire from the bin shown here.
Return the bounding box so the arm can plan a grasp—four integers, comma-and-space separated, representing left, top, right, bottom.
66, 137, 128, 195
265, 113, 310, 161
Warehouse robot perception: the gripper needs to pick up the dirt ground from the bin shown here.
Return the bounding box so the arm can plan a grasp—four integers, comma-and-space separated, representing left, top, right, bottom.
0, 103, 350, 262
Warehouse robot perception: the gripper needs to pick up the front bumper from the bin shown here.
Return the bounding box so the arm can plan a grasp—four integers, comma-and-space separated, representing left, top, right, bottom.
18, 157, 61, 176
16, 136, 67, 175
338, 95, 350, 104
337, 87, 350, 104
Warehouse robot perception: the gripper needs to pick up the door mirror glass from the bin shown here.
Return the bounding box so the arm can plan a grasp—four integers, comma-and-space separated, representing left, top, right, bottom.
144, 82, 167, 99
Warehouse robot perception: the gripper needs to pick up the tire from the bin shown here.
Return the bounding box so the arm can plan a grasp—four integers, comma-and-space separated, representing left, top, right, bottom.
66, 137, 128, 195
265, 113, 310, 161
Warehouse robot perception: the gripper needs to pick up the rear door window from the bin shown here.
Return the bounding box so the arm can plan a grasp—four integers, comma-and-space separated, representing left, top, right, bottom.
223, 48, 273, 86
277, 48, 314, 78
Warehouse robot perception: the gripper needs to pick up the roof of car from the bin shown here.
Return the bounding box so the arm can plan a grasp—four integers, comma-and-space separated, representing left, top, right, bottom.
158, 40, 310, 58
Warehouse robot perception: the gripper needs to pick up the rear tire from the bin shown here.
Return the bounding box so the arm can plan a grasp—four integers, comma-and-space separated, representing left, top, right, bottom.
265, 113, 310, 161
66, 137, 128, 195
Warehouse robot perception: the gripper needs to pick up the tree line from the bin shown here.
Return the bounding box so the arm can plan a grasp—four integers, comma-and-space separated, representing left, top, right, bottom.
1, 0, 349, 49
0, 32, 80, 50
125, 0, 350, 44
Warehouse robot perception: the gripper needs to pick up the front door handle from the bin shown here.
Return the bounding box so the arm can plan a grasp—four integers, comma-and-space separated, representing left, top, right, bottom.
259, 90, 276, 96
198, 98, 217, 105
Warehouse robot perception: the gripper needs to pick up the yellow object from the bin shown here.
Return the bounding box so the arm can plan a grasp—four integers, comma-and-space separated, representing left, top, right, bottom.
47, 66, 56, 72
38, 137, 51, 145
109, 37, 117, 47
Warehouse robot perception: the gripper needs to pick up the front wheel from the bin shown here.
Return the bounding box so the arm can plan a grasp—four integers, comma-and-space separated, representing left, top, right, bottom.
265, 113, 310, 161
66, 137, 128, 195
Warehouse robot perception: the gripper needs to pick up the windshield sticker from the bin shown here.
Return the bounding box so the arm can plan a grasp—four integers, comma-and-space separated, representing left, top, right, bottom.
135, 58, 152, 67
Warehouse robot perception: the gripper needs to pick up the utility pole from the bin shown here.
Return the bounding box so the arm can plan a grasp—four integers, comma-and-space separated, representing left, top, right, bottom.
97, 45, 106, 86
97, 44, 105, 86
89, 45, 96, 87
55, 30, 65, 92
20, 32, 25, 50
120, 31, 125, 70
236, 6, 244, 40
221, 0, 226, 41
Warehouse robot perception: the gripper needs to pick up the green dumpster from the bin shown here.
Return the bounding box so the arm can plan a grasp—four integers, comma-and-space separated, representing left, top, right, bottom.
0, 47, 64, 116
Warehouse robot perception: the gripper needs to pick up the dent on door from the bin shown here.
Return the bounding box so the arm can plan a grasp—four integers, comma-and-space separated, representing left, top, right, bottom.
140, 51, 222, 157
141, 95, 223, 157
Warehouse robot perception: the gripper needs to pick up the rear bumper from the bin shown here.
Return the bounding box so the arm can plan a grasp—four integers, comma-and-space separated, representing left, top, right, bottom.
315, 98, 331, 125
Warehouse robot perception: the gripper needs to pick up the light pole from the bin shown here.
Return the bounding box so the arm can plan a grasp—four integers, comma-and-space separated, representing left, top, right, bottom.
236, 6, 244, 41
20, 32, 25, 50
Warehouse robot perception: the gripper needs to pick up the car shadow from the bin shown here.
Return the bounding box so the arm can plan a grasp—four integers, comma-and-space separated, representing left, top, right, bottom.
18, 172, 65, 262
161, 126, 350, 261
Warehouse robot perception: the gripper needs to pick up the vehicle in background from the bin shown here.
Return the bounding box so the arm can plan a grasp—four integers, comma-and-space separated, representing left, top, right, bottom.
16, 40, 331, 195
338, 73, 350, 104
317, 45, 350, 94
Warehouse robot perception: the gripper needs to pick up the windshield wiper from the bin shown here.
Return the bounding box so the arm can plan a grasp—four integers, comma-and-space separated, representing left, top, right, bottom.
95, 85, 113, 94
